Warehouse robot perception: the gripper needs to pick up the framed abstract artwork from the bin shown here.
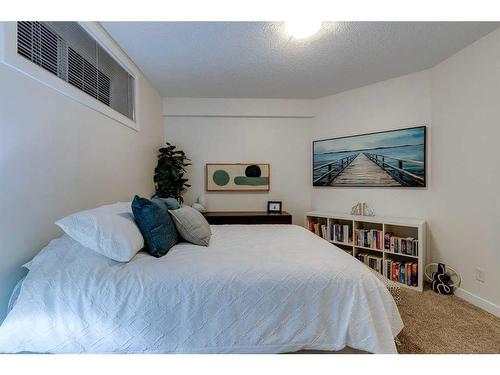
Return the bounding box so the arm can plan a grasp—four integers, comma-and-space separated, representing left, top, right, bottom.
206, 163, 271, 192
313, 126, 426, 187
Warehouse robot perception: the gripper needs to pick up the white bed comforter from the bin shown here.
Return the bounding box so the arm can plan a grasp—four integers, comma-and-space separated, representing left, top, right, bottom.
0, 225, 403, 354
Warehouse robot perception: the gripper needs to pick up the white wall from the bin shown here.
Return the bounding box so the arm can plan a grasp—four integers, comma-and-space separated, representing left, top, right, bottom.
311, 29, 500, 314
0, 62, 163, 321
429, 29, 500, 313
163, 98, 315, 225
312, 71, 431, 218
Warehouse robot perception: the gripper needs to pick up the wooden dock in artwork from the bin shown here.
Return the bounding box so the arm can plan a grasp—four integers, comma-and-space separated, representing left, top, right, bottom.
313, 152, 425, 187
331, 153, 400, 186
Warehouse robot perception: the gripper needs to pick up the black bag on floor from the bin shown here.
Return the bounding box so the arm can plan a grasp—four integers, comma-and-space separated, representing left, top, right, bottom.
431, 263, 453, 295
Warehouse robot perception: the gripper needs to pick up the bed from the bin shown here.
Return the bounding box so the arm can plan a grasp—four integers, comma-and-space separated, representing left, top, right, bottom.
0, 224, 403, 354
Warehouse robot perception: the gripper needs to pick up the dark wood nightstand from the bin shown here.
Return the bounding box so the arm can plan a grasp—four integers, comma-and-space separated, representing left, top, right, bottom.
203, 211, 292, 225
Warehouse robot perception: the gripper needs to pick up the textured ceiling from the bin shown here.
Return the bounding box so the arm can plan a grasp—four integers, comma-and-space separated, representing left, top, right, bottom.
101, 22, 499, 99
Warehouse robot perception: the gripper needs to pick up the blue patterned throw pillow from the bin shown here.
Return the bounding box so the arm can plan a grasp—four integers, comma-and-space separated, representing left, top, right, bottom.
132, 195, 179, 257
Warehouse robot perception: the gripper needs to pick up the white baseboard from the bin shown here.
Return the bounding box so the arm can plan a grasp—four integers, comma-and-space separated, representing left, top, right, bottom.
454, 287, 500, 318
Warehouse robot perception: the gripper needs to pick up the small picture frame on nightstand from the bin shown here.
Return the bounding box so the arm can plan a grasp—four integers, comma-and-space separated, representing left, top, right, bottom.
267, 201, 282, 213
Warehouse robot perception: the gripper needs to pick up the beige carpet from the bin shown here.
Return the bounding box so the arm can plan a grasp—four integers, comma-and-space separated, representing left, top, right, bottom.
396, 287, 500, 354
296, 286, 499, 354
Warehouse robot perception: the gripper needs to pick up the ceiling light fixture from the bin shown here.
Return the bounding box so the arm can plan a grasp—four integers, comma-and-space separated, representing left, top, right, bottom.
285, 20, 323, 39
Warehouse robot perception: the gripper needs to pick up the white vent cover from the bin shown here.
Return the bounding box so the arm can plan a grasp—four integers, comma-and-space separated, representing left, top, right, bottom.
17, 21, 135, 120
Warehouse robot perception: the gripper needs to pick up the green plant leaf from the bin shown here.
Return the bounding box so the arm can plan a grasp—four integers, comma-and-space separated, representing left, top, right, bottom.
154, 142, 191, 202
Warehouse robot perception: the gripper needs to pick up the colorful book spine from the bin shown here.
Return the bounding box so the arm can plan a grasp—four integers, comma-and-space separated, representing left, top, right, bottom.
330, 223, 352, 244
384, 234, 418, 256
356, 252, 383, 274
354, 229, 383, 249
385, 259, 418, 287
412, 263, 418, 286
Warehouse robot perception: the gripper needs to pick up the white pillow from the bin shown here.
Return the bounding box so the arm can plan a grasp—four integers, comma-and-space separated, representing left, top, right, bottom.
56, 202, 144, 262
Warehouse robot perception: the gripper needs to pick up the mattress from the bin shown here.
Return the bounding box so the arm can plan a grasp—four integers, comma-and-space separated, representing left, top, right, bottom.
0, 224, 403, 353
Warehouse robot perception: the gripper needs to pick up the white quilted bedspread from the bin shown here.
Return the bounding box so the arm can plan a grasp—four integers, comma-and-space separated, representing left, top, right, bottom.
0, 225, 403, 354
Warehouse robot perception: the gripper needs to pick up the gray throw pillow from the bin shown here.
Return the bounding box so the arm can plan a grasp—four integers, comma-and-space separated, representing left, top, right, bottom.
169, 206, 211, 246
152, 196, 181, 210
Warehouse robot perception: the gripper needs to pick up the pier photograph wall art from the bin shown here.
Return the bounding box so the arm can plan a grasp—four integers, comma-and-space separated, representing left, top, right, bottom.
313, 126, 426, 187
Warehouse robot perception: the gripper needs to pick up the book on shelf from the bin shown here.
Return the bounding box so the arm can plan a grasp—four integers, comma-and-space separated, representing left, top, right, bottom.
308, 221, 331, 241
354, 229, 383, 249
385, 259, 418, 287
330, 223, 352, 244
385, 233, 418, 256
321, 224, 328, 240
308, 221, 314, 233
412, 263, 418, 286
308, 222, 321, 236
356, 252, 383, 274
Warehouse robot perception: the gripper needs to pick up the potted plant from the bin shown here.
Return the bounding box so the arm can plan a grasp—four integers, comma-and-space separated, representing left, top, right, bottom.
153, 142, 191, 203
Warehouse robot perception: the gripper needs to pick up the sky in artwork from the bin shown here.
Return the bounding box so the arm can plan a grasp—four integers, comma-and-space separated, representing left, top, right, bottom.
314, 127, 425, 155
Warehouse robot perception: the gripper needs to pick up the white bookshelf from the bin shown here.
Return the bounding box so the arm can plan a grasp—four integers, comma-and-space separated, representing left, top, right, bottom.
305, 211, 427, 292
